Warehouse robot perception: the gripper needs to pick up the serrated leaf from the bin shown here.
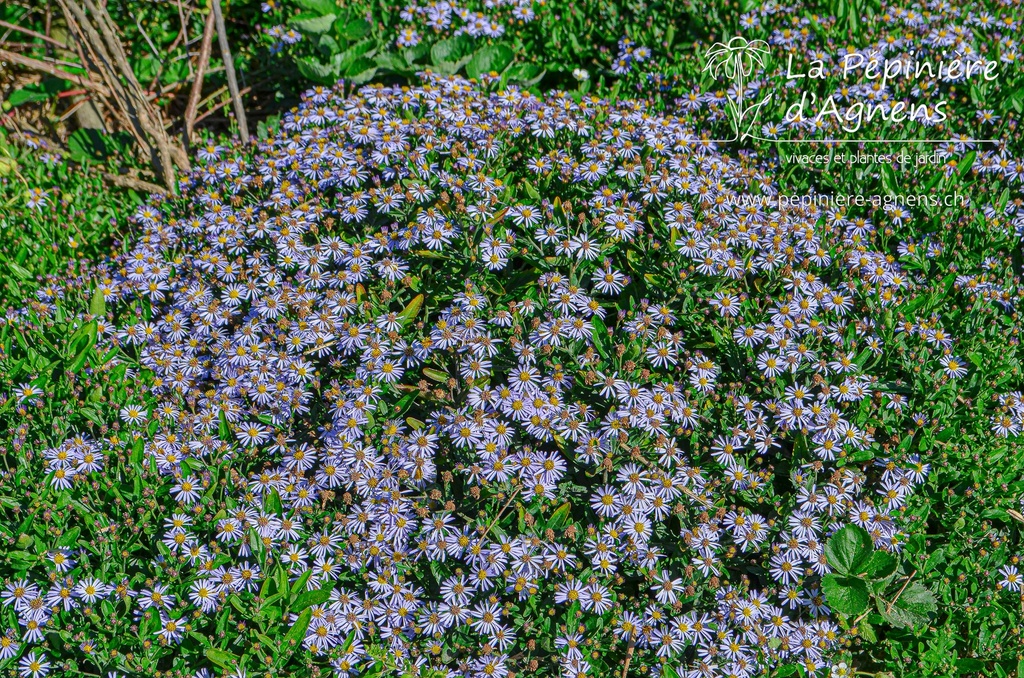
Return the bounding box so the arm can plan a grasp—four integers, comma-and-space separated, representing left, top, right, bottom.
296, 56, 340, 84
822, 574, 869, 615
336, 38, 375, 72
863, 550, 897, 581
340, 18, 371, 40
505, 62, 545, 87
880, 581, 936, 629
825, 524, 873, 576
403, 43, 429, 65
344, 56, 376, 79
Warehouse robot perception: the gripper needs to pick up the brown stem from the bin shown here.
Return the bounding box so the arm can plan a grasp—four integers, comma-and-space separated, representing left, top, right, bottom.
478, 485, 522, 544
211, 0, 248, 144
621, 638, 636, 678
192, 85, 251, 125
0, 19, 68, 49
184, 6, 215, 145
0, 47, 110, 96
885, 569, 917, 615
103, 172, 168, 195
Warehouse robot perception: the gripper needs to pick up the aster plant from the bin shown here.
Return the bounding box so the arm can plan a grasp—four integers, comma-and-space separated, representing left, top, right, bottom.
1, 73, 960, 677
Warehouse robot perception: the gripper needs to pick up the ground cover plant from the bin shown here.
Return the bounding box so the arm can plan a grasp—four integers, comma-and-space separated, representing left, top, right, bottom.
2, 0, 1024, 677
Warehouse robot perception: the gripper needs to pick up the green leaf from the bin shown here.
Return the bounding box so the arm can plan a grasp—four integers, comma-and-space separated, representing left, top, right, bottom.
290, 569, 313, 595
256, 633, 278, 655
296, 56, 340, 84
89, 286, 106, 318
8, 262, 32, 280
402, 43, 430, 65
504, 62, 544, 87
423, 367, 448, 382
375, 52, 408, 72
431, 34, 473, 65
821, 574, 870, 615
9, 87, 54, 107
218, 410, 231, 441
265, 489, 282, 515
880, 582, 936, 629
289, 12, 336, 34
957, 151, 976, 180
317, 33, 341, 57
292, 0, 336, 14
283, 608, 312, 648
825, 524, 873, 576
466, 44, 514, 79
292, 585, 333, 611
205, 647, 239, 670
590, 314, 610, 359
336, 38, 376, 71
339, 18, 371, 40
56, 527, 81, 548
393, 391, 417, 416
862, 550, 897, 581
69, 322, 97, 373
546, 502, 572, 532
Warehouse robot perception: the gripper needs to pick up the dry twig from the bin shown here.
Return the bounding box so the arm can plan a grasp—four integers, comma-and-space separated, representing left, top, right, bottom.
103, 172, 168, 195
193, 85, 251, 125
0, 47, 109, 96
184, 6, 215, 144
0, 19, 68, 49
55, 0, 190, 191
211, 0, 248, 144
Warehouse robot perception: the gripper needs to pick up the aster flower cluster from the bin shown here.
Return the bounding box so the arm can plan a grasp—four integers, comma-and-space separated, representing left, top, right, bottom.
2, 70, 961, 678
394, 0, 536, 48
610, 38, 651, 75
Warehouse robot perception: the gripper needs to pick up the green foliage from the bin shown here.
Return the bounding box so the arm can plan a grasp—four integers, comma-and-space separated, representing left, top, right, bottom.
822, 525, 937, 629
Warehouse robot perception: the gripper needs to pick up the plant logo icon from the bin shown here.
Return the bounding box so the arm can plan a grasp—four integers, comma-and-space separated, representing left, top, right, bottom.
703, 37, 773, 142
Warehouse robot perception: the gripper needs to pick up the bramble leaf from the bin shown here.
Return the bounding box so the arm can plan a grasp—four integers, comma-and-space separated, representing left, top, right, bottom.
825, 524, 873, 576
822, 574, 869, 615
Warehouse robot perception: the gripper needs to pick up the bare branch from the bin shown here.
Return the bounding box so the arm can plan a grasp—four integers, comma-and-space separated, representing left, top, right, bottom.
103, 172, 168, 195
0, 19, 68, 49
211, 0, 248, 144
0, 47, 110, 96
185, 7, 215, 144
